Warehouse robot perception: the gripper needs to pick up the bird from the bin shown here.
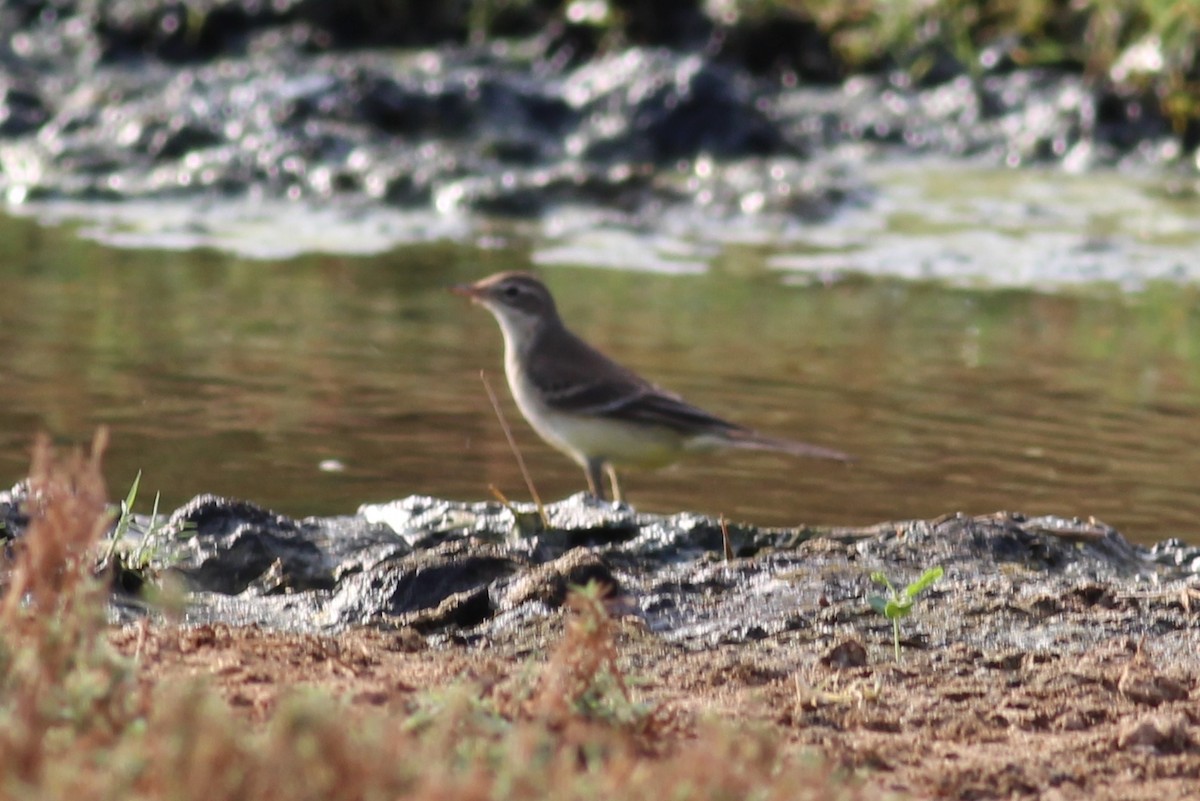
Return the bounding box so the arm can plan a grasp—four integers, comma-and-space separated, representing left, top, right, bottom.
452, 270, 851, 503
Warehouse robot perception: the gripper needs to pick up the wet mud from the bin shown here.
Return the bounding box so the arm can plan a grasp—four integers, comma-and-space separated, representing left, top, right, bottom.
0, 1, 1182, 228
6, 472, 1200, 797
68, 489, 1200, 800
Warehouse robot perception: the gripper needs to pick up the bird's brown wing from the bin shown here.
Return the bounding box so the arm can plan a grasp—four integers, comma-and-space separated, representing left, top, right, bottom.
525, 322, 851, 462
525, 324, 739, 435
602, 388, 740, 434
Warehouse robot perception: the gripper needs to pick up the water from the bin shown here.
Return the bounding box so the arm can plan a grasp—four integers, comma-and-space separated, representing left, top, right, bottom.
3, 166, 1200, 544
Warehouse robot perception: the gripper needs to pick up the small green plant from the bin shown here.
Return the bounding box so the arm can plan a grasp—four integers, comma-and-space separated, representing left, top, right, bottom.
535, 581, 653, 730
103, 471, 189, 584
113, 470, 141, 537
868, 566, 944, 661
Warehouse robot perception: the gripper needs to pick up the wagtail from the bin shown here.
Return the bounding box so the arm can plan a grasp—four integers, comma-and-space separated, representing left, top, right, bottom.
453, 271, 851, 502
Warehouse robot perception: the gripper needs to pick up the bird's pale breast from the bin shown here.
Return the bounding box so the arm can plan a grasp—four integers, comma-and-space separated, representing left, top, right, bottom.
504, 348, 688, 470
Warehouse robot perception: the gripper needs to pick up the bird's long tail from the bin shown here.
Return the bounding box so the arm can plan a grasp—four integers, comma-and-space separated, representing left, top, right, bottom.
724, 429, 854, 463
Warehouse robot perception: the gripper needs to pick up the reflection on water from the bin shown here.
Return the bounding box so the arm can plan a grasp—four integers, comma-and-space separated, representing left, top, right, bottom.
1, 213, 1199, 544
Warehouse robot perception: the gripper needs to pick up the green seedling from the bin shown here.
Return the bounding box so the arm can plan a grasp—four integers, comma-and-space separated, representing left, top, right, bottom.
104, 471, 190, 577
868, 566, 944, 661
102, 470, 143, 564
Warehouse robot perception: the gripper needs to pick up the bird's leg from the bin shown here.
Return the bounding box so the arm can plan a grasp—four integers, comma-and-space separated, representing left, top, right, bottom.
604, 463, 624, 504
584, 458, 608, 501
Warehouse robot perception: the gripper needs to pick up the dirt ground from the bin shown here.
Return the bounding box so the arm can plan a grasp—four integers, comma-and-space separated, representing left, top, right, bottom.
111, 617, 1200, 801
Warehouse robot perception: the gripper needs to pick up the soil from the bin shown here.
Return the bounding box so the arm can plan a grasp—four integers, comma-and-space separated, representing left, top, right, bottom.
16, 491, 1185, 800
111, 611, 1200, 801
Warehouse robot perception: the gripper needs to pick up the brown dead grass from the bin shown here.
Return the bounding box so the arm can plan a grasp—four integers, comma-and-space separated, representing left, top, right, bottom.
0, 431, 138, 788
0, 435, 876, 801
2, 431, 110, 620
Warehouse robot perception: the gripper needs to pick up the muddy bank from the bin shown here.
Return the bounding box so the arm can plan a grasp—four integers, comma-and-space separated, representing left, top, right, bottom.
0, 0, 1190, 235
5, 486, 1196, 658
71, 489, 1200, 800
164, 495, 1198, 656
5, 459, 1200, 798
112, 617, 1200, 800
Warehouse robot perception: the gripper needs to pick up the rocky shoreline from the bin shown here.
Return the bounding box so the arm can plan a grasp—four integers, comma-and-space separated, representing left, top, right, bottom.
6, 448, 1200, 798
80, 488, 1200, 798
5, 484, 1196, 653
0, 1, 1192, 230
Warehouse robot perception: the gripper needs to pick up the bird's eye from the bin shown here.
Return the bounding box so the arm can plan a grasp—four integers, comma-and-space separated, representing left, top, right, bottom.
502, 285, 520, 298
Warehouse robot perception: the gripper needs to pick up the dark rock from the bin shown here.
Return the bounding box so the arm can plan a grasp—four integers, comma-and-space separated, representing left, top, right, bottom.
713, 12, 842, 84
170, 493, 297, 539
297, 0, 469, 48
168, 494, 334, 595
0, 81, 48, 136
614, 0, 711, 49
821, 638, 869, 669
503, 549, 621, 608
323, 545, 520, 629
4, 479, 1189, 660
356, 72, 473, 135
569, 50, 784, 164
0, 481, 31, 541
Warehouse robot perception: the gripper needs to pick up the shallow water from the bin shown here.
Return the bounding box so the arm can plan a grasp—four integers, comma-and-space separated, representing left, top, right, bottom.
3, 166, 1200, 544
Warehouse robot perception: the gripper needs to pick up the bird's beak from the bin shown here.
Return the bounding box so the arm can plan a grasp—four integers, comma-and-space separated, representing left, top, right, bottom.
450, 282, 484, 302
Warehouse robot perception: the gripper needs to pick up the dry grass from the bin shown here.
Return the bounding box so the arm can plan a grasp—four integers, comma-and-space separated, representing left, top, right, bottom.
0, 435, 886, 801
0, 431, 137, 789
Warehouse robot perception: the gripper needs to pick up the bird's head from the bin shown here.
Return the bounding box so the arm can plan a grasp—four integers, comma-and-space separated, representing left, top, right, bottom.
452, 271, 561, 340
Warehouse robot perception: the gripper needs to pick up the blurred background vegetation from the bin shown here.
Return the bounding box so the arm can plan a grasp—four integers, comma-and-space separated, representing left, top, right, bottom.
82, 0, 1196, 139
